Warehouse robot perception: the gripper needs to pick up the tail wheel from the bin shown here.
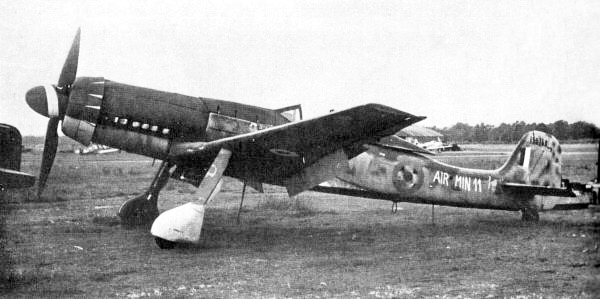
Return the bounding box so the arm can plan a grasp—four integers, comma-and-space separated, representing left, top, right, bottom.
521, 207, 539, 222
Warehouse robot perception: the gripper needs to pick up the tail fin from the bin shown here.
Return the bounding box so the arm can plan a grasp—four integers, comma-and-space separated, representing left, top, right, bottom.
0, 124, 35, 189
499, 131, 562, 188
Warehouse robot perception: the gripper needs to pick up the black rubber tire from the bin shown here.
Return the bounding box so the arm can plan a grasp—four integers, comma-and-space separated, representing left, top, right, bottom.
155, 237, 176, 249
118, 195, 159, 226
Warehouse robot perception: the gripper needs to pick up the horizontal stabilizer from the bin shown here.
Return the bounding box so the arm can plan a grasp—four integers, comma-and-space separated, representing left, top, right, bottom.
312, 185, 400, 201
502, 182, 576, 197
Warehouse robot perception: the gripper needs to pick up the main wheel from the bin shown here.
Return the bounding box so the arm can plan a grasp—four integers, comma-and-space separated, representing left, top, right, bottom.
155, 237, 176, 249
118, 193, 159, 226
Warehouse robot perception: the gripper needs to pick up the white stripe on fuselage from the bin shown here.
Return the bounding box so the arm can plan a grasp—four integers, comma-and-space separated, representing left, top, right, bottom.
523, 147, 531, 168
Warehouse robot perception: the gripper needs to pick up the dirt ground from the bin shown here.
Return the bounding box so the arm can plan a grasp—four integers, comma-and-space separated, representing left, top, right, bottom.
1, 145, 599, 298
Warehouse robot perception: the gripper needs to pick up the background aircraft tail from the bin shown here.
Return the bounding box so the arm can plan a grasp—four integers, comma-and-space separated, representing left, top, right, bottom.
498, 130, 562, 188
0, 124, 23, 171
0, 124, 35, 189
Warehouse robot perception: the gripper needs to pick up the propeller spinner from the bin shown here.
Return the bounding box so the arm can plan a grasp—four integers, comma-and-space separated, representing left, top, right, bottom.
25, 28, 81, 197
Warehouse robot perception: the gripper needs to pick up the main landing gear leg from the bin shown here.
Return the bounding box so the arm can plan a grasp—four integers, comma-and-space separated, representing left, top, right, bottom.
152, 148, 232, 249
118, 161, 173, 226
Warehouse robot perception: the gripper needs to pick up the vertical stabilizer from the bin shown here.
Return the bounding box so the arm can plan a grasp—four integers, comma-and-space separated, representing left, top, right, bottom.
499, 131, 562, 188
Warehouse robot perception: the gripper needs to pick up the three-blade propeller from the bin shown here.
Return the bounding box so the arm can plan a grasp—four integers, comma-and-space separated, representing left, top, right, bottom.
25, 28, 80, 197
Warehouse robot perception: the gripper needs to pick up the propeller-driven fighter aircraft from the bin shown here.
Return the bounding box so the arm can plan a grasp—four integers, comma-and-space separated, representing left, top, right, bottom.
418, 138, 455, 152
314, 130, 595, 221
74, 143, 119, 155
0, 124, 35, 191
25, 29, 424, 248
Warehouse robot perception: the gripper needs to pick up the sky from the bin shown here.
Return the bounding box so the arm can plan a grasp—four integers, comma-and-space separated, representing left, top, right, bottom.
1, 0, 599, 136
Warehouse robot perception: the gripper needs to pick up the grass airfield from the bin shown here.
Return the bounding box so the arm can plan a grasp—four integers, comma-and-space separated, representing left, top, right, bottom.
1, 144, 599, 298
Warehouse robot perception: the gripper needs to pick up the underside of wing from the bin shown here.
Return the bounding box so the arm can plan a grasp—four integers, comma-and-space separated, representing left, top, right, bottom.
169, 104, 424, 190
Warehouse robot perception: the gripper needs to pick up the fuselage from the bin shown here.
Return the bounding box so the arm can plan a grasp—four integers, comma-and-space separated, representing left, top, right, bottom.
329, 144, 521, 211
60, 77, 291, 160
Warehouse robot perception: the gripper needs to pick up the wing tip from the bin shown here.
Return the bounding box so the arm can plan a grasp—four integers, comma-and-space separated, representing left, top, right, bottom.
362, 103, 425, 122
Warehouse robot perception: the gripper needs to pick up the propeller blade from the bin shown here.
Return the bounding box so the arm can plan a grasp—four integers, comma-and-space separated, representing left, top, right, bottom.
57, 28, 81, 89
38, 118, 60, 197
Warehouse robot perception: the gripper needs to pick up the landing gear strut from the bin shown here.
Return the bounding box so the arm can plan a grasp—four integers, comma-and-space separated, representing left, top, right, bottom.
151, 148, 233, 249
118, 162, 172, 226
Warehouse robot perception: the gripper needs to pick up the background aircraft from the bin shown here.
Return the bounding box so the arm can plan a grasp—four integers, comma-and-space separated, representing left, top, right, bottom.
74, 143, 119, 155
314, 130, 598, 221
0, 124, 35, 191
25, 29, 423, 248
396, 126, 460, 152
417, 138, 459, 152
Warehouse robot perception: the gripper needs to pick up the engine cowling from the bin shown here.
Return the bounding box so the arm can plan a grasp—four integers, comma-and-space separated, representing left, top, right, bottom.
61, 77, 104, 145
61, 77, 171, 159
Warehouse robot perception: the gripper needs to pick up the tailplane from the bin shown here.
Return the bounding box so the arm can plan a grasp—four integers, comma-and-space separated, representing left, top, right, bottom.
499, 131, 562, 188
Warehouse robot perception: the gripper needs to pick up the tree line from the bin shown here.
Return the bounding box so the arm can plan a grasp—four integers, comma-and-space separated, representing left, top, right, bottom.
430, 120, 599, 143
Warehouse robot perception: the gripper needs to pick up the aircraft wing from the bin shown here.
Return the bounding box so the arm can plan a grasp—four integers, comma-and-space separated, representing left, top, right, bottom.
0, 167, 35, 190
170, 103, 424, 194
